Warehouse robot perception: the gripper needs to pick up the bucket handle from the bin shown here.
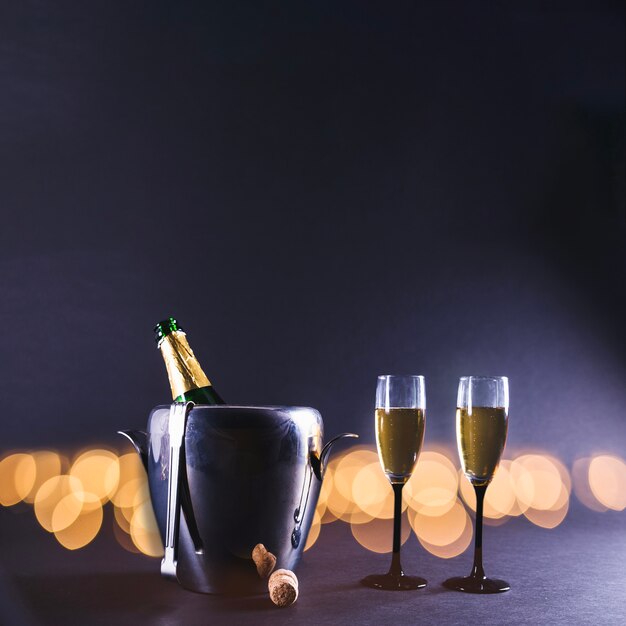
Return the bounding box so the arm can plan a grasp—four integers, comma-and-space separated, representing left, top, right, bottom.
161, 401, 195, 582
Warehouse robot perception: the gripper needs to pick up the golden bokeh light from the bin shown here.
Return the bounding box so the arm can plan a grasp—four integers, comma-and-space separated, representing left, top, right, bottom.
414, 501, 473, 559
352, 461, 394, 519
132, 479, 150, 508
483, 514, 511, 527
350, 515, 411, 553
405, 451, 458, 517
113, 504, 132, 533
458, 461, 516, 519
483, 461, 517, 518
457, 454, 571, 529
409, 498, 468, 546
333, 448, 379, 502
4, 442, 621, 558
113, 515, 140, 553
51, 491, 87, 532
70, 449, 120, 503
304, 510, 322, 551
316, 462, 332, 521
130, 501, 164, 557
34, 475, 83, 532
508, 458, 534, 515
54, 501, 103, 550
458, 471, 474, 509
113, 478, 145, 510
512, 454, 567, 511
334, 449, 379, 494
571, 457, 607, 512
323, 475, 354, 521
325, 448, 377, 524
523, 495, 569, 529
123, 503, 138, 525
457, 469, 514, 518
320, 507, 339, 524
554, 457, 571, 491
515, 454, 570, 528
0, 453, 37, 506
588, 455, 626, 511
110, 453, 146, 507
24, 451, 63, 504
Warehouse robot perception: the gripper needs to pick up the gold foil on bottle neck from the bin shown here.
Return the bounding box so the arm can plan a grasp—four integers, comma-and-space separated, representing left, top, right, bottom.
159, 330, 211, 400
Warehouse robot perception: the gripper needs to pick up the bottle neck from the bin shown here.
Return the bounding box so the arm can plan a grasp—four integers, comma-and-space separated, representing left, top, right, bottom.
159, 330, 212, 400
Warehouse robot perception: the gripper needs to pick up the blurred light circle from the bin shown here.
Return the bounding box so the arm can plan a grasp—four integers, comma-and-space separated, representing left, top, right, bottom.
588, 455, 626, 511
523, 494, 569, 529
334, 448, 379, 501
54, 502, 103, 550
523, 465, 569, 529
343, 504, 376, 524
325, 451, 375, 524
484, 514, 511, 527
34, 475, 83, 532
512, 454, 564, 511
324, 478, 352, 520
304, 510, 322, 551
571, 457, 607, 512
404, 452, 458, 517
112, 478, 145, 509
131, 479, 150, 508
52, 490, 101, 533
113, 516, 140, 553
0, 453, 37, 506
70, 449, 120, 504
24, 451, 63, 504
409, 498, 467, 546
321, 457, 349, 519
352, 462, 393, 518
316, 463, 333, 520
120, 504, 135, 524
458, 470, 476, 511
350, 515, 411, 554
113, 504, 132, 533
483, 461, 516, 518
549, 455, 571, 493
51, 492, 85, 532
458, 467, 513, 521
416, 505, 473, 559
130, 501, 164, 557
508, 459, 534, 515
110, 453, 146, 507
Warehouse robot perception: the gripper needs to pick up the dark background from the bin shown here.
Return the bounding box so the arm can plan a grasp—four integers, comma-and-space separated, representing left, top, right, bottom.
1, 1, 624, 460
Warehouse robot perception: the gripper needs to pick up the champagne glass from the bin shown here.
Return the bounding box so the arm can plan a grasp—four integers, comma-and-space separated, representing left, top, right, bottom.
443, 375, 510, 593
361, 375, 427, 590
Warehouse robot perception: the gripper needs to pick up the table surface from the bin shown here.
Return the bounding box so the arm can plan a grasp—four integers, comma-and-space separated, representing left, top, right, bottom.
1, 503, 624, 626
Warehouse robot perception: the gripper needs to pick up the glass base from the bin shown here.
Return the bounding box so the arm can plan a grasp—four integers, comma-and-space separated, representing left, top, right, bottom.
443, 575, 510, 594
361, 573, 427, 591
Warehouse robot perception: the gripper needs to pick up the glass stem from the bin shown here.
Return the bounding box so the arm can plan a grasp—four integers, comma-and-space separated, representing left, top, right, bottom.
389, 483, 404, 577
471, 484, 487, 579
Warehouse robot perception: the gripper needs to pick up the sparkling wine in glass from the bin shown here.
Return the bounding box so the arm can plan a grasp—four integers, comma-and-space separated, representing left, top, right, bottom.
443, 375, 510, 594
361, 375, 427, 591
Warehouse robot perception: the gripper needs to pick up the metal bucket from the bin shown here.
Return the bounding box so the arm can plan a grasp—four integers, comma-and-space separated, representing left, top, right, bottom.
121, 404, 355, 594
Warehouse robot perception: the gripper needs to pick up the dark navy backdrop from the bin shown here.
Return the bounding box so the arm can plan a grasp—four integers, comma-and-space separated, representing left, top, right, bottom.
0, 1, 624, 459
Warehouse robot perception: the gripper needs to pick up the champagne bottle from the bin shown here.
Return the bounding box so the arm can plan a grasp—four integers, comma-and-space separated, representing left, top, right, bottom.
154, 317, 225, 404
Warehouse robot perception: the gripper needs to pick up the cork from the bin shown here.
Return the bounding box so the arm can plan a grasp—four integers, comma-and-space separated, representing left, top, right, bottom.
268, 569, 299, 608
252, 543, 277, 579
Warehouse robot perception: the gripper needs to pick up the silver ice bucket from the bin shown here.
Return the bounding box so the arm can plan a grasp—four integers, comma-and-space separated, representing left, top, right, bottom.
121, 404, 355, 594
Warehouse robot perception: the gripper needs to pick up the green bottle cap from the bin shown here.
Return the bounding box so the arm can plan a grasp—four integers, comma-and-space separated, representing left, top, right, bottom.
154, 317, 184, 345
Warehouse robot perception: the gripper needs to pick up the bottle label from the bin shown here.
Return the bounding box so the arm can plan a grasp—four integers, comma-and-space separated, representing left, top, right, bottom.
160, 331, 212, 399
